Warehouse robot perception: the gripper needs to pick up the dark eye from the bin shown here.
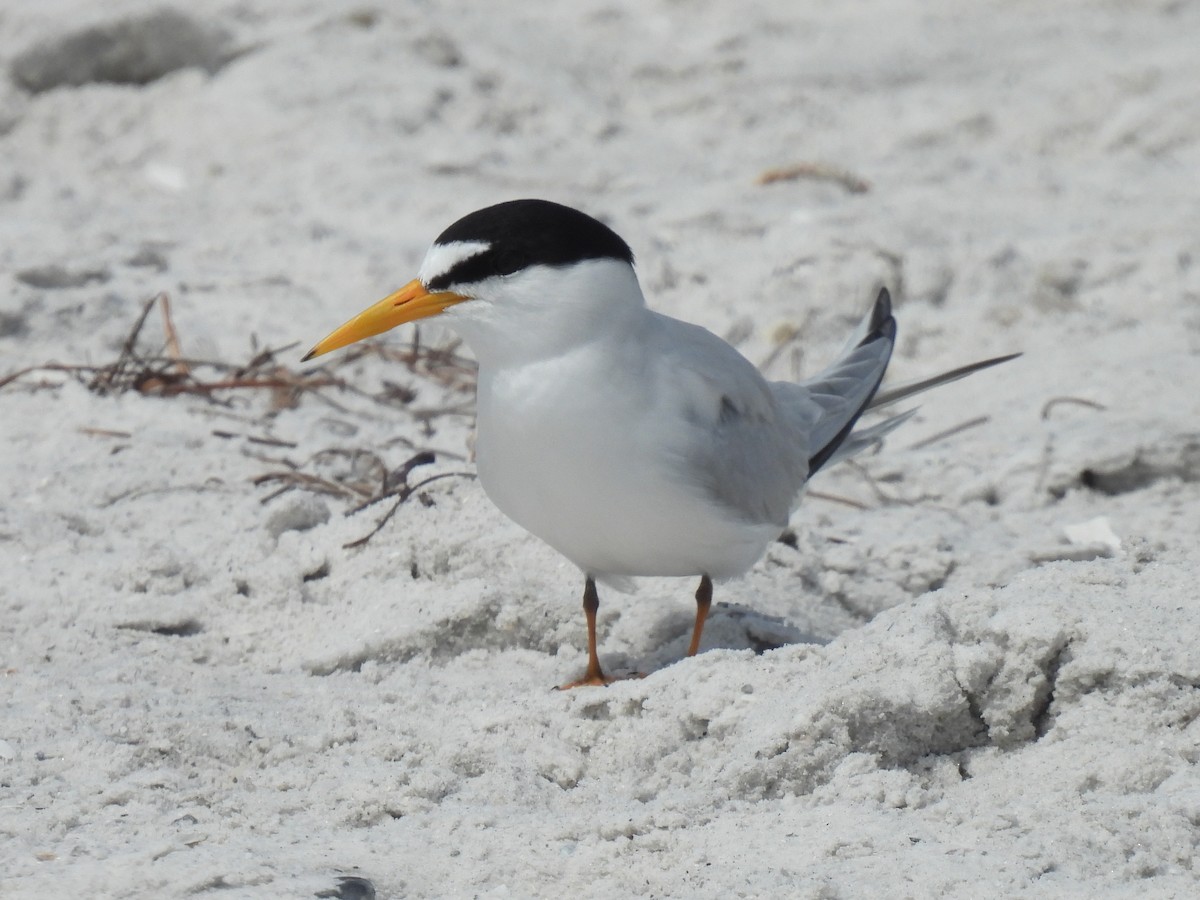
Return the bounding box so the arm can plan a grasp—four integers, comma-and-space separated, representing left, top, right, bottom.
492, 247, 526, 277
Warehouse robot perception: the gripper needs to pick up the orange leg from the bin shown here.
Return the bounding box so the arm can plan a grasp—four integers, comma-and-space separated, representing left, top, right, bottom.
686, 575, 712, 657
558, 577, 613, 689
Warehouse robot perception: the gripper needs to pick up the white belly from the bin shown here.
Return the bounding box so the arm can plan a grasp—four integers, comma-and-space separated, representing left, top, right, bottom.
473, 347, 778, 579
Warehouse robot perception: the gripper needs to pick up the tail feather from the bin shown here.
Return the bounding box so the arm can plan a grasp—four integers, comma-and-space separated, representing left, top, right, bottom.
869, 353, 1021, 409
817, 407, 917, 470
778, 288, 1019, 480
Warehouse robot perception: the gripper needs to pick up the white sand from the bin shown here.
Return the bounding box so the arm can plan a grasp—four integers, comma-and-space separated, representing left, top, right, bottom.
3, 1, 1200, 897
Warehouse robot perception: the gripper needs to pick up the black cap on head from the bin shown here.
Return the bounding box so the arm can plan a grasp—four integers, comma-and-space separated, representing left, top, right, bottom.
426, 199, 635, 291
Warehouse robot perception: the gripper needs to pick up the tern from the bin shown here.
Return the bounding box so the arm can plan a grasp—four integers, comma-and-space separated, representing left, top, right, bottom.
304, 199, 1015, 687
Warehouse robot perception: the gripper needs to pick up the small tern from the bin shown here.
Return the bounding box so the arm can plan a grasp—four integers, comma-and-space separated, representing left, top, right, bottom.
304, 199, 1016, 687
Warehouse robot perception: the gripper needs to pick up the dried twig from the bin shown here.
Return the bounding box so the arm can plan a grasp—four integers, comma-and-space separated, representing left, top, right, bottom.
1, 294, 346, 405
254, 447, 392, 502
4, 293, 483, 543
254, 470, 366, 504
3, 294, 478, 429
806, 489, 872, 511
252, 447, 474, 548
907, 415, 991, 451
159, 293, 189, 377
343, 471, 474, 549
756, 162, 871, 193
750, 309, 818, 381
842, 458, 911, 506
1041, 396, 1106, 419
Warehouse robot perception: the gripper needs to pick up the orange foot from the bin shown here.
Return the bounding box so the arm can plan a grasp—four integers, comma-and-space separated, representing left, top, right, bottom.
556, 672, 614, 690
555, 669, 645, 690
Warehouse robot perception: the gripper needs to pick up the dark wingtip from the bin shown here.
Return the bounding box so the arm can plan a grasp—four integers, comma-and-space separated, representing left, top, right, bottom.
864, 286, 896, 346
807, 287, 899, 476
873, 286, 892, 324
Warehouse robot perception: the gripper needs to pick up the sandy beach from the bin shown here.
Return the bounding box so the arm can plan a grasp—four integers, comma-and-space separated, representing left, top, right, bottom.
3, 1, 1200, 896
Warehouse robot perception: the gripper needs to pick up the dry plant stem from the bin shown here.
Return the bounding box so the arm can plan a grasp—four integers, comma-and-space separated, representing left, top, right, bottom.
87, 295, 158, 394
235, 342, 301, 378
342, 471, 474, 550
78, 427, 133, 439
1, 348, 342, 400
246, 435, 298, 448
121, 296, 159, 363
756, 161, 871, 193
383, 451, 437, 494
253, 447, 395, 504
159, 293, 189, 376
2, 294, 475, 421
0, 364, 71, 390
907, 415, 991, 450
253, 471, 367, 503
757, 326, 802, 375
842, 459, 899, 505
1033, 397, 1105, 496
1041, 396, 1106, 419
757, 308, 815, 377
1, 294, 352, 403
806, 490, 872, 511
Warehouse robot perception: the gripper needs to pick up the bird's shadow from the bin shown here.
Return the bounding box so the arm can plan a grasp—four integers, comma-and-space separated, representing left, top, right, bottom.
637, 601, 827, 674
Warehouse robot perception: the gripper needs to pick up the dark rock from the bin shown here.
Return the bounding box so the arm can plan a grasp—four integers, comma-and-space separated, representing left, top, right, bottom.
11, 8, 234, 93
15, 264, 111, 289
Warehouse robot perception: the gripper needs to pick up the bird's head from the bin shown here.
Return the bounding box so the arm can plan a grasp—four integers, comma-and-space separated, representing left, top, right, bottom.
303, 199, 642, 365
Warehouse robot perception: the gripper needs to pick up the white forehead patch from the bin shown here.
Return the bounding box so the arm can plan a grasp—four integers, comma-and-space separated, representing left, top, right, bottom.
418, 240, 491, 287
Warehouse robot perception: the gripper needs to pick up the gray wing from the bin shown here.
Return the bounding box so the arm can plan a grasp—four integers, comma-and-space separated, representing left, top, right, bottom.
649, 288, 1014, 528
649, 313, 810, 529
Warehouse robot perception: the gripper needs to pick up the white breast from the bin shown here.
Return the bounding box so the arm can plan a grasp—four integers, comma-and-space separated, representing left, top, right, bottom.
473, 335, 780, 580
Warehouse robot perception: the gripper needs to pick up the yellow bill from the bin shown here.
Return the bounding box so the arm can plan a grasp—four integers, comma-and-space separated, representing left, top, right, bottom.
302, 278, 468, 361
